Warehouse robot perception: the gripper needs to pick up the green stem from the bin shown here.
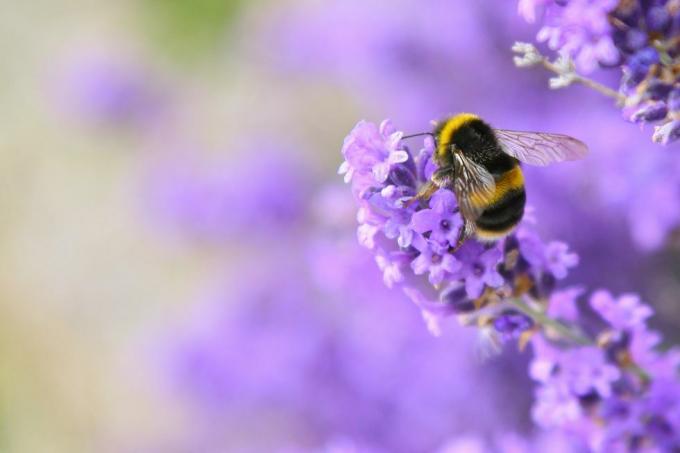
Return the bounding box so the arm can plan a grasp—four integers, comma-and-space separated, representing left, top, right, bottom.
508, 298, 653, 384
628, 364, 651, 385
540, 59, 627, 105
508, 297, 593, 346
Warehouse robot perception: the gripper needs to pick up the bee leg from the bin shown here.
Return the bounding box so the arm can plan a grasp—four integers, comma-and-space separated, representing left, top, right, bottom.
405, 181, 438, 207
451, 221, 475, 252
431, 167, 453, 187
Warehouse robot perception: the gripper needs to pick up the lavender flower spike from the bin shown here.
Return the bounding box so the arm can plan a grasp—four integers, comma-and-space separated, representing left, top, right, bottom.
516, 0, 680, 145
341, 119, 680, 450
339, 118, 578, 338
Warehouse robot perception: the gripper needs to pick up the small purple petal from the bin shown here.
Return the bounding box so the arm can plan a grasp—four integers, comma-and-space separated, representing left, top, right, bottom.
411, 209, 441, 233
464, 276, 485, 299
411, 252, 431, 275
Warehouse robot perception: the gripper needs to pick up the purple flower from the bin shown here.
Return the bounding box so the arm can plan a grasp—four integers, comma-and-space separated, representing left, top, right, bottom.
544, 242, 579, 279
565, 349, 621, 398
452, 242, 504, 299
55, 53, 166, 128
411, 235, 462, 286
516, 230, 579, 280
653, 120, 680, 145
143, 148, 308, 240
357, 222, 381, 249
516, 228, 546, 264
382, 195, 416, 248
589, 290, 653, 330
518, 0, 552, 23
536, 0, 619, 73
547, 287, 583, 322
531, 345, 621, 435
528, 289, 680, 450
493, 310, 534, 340
518, 1, 680, 144
533, 340, 620, 397
375, 248, 410, 287
339, 119, 408, 195
410, 189, 463, 247
631, 102, 668, 123
532, 382, 583, 427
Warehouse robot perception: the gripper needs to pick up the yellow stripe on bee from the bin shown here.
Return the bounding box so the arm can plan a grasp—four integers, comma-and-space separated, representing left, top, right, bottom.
436, 113, 480, 158
469, 165, 524, 208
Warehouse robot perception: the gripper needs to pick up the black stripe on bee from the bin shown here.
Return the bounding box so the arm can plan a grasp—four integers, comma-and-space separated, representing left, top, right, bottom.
475, 188, 526, 233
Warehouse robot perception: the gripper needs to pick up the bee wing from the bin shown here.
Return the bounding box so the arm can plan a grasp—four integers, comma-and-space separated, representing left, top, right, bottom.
494, 129, 588, 166
452, 152, 496, 222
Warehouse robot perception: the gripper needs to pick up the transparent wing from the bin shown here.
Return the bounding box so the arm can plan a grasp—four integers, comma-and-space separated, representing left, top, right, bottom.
452, 152, 496, 222
494, 129, 588, 166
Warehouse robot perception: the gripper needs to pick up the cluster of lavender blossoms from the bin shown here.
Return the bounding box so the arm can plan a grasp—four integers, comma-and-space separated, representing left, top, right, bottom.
515, 0, 680, 145
340, 119, 680, 451
339, 119, 578, 338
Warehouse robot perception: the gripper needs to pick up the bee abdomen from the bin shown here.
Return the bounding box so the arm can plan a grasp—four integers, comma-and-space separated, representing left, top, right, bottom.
474, 188, 526, 240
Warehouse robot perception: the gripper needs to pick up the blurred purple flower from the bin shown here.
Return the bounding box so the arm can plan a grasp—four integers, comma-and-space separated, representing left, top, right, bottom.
143, 148, 308, 241
162, 245, 525, 452
537, 0, 619, 73
653, 119, 680, 145
517, 0, 680, 144
493, 310, 534, 341
547, 287, 583, 322
529, 291, 680, 451
260, 0, 537, 127
55, 53, 166, 128
517, 0, 552, 23
589, 290, 653, 330
543, 242, 579, 279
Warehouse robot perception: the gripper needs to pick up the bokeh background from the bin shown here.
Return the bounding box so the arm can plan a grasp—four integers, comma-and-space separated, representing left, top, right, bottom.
1, 0, 678, 451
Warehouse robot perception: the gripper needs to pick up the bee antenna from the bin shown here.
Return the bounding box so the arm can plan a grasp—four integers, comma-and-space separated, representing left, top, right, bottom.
401, 132, 435, 140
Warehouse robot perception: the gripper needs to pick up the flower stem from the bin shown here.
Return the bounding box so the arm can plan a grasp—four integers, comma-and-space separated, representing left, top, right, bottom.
508, 298, 593, 346
509, 298, 654, 383
627, 363, 651, 385
540, 59, 627, 105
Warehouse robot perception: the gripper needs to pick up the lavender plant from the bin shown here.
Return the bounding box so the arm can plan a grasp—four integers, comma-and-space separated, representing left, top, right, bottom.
515, 0, 680, 145
340, 118, 680, 451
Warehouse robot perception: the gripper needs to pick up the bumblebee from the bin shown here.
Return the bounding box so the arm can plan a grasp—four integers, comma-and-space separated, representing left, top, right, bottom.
407, 113, 588, 248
